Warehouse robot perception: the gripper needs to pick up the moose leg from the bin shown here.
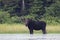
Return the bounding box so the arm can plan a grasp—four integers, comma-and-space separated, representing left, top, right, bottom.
42, 29, 46, 34
29, 29, 33, 34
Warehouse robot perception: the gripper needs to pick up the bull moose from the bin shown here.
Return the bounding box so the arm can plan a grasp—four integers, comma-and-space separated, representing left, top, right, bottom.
25, 18, 46, 34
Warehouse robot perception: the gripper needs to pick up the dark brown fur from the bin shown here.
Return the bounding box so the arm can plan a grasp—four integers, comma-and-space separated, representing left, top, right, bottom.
25, 18, 46, 34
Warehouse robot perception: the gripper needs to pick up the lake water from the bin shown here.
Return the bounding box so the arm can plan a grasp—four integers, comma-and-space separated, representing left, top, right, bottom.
0, 34, 60, 40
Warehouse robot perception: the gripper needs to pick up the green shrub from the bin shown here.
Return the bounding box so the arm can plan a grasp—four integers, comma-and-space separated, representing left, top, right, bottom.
11, 16, 21, 23
0, 10, 10, 23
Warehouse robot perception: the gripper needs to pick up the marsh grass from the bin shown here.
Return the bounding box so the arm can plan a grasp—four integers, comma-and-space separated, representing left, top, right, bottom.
0, 24, 60, 34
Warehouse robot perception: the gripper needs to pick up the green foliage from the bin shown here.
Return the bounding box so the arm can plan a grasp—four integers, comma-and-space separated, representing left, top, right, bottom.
42, 15, 60, 25
0, 10, 10, 23
0, 0, 60, 25
0, 10, 24, 24
29, 0, 45, 18
43, 0, 60, 25
11, 16, 21, 23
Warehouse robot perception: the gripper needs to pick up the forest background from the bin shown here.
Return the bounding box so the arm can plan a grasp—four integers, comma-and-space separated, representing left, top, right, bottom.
0, 0, 60, 33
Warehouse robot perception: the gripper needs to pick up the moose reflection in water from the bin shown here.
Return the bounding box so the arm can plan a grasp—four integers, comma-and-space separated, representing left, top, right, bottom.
25, 18, 46, 34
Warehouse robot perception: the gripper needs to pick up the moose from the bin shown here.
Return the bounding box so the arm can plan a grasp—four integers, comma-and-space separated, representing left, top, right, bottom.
25, 18, 46, 34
